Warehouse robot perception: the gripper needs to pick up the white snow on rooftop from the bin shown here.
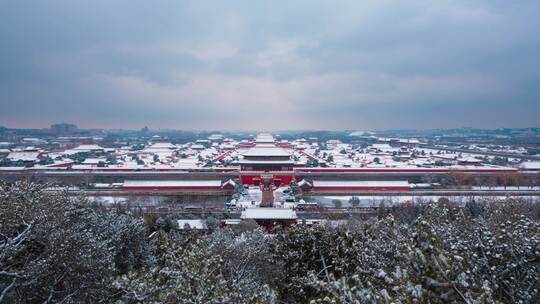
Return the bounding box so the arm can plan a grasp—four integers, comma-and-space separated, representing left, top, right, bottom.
7, 151, 41, 161
146, 142, 176, 150
519, 161, 540, 170
241, 208, 297, 220
254, 133, 275, 143
242, 147, 291, 157
73, 144, 103, 151
177, 219, 207, 230
239, 159, 295, 165
313, 181, 410, 188
123, 180, 222, 187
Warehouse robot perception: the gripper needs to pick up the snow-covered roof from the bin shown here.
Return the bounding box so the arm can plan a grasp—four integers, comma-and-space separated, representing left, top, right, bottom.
254, 133, 275, 143
241, 208, 297, 220
147, 142, 176, 149
7, 151, 41, 161
433, 154, 459, 160
519, 161, 540, 170
71, 164, 97, 170
222, 179, 237, 187
123, 180, 222, 187
297, 179, 312, 187
73, 144, 104, 151
177, 219, 207, 230
255, 143, 278, 148
82, 158, 106, 164
208, 134, 224, 140
371, 144, 392, 149
297, 219, 327, 225
239, 159, 295, 165
398, 138, 420, 144
0, 167, 26, 171
242, 147, 291, 157
313, 181, 410, 188
458, 157, 482, 163
221, 144, 236, 149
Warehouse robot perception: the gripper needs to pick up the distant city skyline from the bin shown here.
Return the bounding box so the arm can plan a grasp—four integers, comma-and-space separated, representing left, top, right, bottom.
1, 1, 540, 130
3, 123, 540, 133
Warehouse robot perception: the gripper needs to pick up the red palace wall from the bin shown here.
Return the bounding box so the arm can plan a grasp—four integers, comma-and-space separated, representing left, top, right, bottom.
295, 168, 518, 173
240, 166, 293, 171
312, 186, 411, 191
123, 186, 224, 191
239, 174, 299, 186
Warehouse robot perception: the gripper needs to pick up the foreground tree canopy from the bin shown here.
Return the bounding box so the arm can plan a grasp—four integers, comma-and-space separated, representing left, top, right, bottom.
1, 182, 539, 303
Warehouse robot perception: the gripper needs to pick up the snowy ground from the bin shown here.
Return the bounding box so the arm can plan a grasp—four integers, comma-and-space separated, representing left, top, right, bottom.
84, 195, 229, 208
82, 187, 540, 210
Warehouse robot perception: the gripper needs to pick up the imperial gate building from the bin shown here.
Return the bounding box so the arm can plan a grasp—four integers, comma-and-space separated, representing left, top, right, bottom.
238, 134, 297, 186
238, 134, 294, 170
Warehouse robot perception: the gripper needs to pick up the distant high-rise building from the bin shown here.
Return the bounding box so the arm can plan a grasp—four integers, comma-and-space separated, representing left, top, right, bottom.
50, 123, 77, 135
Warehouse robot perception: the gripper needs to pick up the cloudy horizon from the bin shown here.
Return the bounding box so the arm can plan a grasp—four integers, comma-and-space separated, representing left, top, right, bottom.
1, 0, 540, 130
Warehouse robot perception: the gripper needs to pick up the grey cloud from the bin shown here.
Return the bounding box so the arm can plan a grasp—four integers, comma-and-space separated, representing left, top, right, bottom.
1, 0, 539, 129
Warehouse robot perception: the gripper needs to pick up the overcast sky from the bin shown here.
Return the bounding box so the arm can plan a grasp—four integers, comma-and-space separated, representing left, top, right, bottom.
1, 0, 539, 130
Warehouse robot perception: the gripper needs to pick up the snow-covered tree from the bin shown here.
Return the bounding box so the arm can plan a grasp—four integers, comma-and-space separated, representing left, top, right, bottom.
300, 204, 540, 303
115, 228, 277, 303
2, 181, 539, 303
0, 181, 148, 303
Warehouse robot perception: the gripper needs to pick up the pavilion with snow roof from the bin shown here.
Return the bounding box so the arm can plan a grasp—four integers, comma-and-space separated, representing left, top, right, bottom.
239, 134, 295, 172
241, 208, 298, 231
239, 147, 294, 171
